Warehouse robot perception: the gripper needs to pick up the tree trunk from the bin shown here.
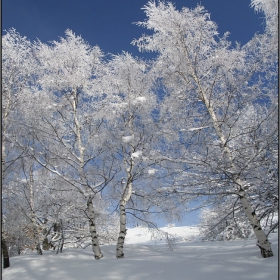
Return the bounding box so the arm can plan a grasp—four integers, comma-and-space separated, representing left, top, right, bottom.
86, 196, 103, 259
1, 218, 10, 269
116, 177, 133, 258
42, 237, 50, 251
55, 220, 64, 254
59, 219, 64, 253
235, 176, 273, 258
72, 90, 103, 259
116, 204, 127, 258
2, 114, 10, 268
200, 90, 273, 258
42, 219, 51, 250
116, 134, 134, 259
176, 59, 274, 256
29, 168, 43, 255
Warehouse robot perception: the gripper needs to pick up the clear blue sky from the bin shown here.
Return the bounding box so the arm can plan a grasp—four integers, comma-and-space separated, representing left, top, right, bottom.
3, 0, 264, 57
2, 0, 265, 226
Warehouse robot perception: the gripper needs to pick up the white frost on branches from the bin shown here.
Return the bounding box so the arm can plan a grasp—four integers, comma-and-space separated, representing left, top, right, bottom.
148, 168, 157, 175
180, 126, 209, 132
131, 151, 142, 158
133, 96, 147, 104
122, 135, 134, 143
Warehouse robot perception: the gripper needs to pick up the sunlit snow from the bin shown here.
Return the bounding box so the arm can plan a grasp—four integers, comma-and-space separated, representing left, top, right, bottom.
2, 226, 278, 280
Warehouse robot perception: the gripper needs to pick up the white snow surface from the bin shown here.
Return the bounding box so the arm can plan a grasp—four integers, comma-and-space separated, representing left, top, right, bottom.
2, 226, 278, 280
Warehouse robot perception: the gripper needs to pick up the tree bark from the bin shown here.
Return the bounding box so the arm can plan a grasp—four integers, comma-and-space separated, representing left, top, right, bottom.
72, 89, 103, 259
116, 204, 127, 258
234, 176, 273, 258
42, 222, 52, 251
200, 88, 273, 258
86, 196, 103, 259
180, 61, 274, 257
2, 99, 10, 268
29, 167, 43, 255
1, 218, 10, 269
59, 219, 64, 253
116, 178, 133, 259
116, 113, 134, 259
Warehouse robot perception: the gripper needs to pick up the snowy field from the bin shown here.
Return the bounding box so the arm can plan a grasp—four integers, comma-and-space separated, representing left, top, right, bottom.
2, 226, 278, 280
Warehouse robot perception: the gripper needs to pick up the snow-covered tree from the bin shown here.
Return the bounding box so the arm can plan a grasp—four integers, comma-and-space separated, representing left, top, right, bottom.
27, 30, 117, 259
133, 1, 277, 257
101, 53, 162, 258
2, 28, 42, 267
250, 0, 278, 54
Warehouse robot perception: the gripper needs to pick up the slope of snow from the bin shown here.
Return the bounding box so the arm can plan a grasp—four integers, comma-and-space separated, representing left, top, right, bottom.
125, 225, 200, 244
2, 226, 278, 280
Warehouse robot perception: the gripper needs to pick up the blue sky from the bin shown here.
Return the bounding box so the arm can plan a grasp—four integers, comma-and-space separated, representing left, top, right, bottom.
3, 0, 264, 57
2, 0, 265, 226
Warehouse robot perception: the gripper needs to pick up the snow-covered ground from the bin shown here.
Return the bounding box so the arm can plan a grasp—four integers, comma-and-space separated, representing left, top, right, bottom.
2, 226, 278, 280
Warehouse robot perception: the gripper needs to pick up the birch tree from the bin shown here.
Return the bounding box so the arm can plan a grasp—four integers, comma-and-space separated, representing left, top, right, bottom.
1, 218, 10, 268
27, 166, 43, 254
2, 28, 40, 267
30, 30, 116, 259
101, 53, 164, 258
133, 1, 277, 257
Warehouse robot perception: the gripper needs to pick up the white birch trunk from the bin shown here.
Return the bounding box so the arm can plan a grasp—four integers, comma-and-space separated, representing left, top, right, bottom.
59, 219, 64, 253
116, 181, 133, 258
116, 111, 134, 258
86, 196, 103, 259
182, 60, 273, 256
2, 94, 11, 267
234, 176, 273, 257
72, 89, 103, 259
29, 167, 43, 255
199, 88, 273, 258
116, 203, 127, 258
116, 151, 133, 258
